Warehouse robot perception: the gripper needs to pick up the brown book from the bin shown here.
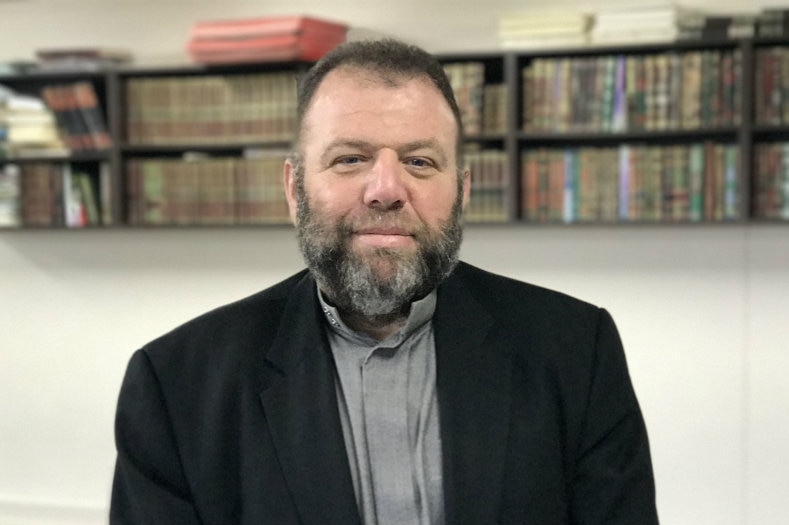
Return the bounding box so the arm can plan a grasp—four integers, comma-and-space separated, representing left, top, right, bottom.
70, 81, 112, 150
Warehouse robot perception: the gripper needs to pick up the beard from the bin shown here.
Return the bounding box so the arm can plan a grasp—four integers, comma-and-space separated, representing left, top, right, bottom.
293, 172, 464, 318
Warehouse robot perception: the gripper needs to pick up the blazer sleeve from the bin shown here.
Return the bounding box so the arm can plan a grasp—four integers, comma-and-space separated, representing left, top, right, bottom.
110, 349, 202, 525
570, 308, 659, 525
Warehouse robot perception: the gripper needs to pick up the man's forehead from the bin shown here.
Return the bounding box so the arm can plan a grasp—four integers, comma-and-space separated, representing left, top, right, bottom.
322, 64, 412, 86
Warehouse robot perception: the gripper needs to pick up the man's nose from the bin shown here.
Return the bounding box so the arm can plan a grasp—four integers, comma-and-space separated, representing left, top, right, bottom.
363, 150, 407, 211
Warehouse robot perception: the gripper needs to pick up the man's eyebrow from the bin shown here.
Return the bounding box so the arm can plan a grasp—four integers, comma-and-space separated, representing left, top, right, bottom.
398, 139, 449, 166
320, 138, 449, 165
319, 139, 377, 164
324, 138, 377, 152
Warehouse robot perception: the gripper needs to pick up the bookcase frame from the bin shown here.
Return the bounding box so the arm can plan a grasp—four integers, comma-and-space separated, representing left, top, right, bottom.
2, 37, 789, 228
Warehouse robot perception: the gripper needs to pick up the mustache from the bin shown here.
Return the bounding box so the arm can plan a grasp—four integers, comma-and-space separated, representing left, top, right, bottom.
337, 211, 428, 238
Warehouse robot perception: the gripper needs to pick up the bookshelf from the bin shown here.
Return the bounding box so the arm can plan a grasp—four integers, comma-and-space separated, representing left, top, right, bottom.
1, 37, 789, 229
0, 70, 120, 227
116, 61, 308, 226
514, 39, 747, 224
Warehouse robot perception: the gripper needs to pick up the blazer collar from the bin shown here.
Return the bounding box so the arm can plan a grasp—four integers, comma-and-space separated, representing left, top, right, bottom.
434, 267, 513, 524
258, 272, 362, 525
258, 266, 513, 524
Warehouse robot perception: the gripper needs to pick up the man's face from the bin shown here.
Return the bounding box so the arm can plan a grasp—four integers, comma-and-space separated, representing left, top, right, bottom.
284, 66, 470, 317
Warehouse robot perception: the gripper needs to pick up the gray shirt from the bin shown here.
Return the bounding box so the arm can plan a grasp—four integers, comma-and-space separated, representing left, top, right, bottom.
319, 289, 444, 525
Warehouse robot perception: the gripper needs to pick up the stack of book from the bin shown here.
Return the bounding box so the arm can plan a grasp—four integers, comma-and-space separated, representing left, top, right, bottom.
0, 88, 68, 158
591, 3, 697, 44
678, 14, 758, 41
757, 8, 789, 38
497, 11, 591, 49
34, 47, 133, 72
186, 15, 348, 64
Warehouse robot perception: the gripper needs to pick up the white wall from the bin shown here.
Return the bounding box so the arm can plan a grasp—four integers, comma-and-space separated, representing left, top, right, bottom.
2, 1, 789, 524
0, 0, 779, 63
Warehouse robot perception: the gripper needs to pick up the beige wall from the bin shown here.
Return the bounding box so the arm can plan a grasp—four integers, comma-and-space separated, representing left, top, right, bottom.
0, 0, 771, 63
2, 1, 789, 524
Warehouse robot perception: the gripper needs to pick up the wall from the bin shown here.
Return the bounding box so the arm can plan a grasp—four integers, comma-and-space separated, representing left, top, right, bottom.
0, 0, 776, 63
1, 1, 789, 524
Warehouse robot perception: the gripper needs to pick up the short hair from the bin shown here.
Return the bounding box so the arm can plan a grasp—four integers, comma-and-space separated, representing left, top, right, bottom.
293, 39, 465, 157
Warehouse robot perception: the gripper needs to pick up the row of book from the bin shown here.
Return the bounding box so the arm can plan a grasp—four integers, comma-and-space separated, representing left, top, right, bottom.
0, 162, 112, 228
125, 154, 290, 226
464, 149, 509, 223
482, 83, 508, 136
522, 49, 742, 133
754, 47, 789, 126
444, 62, 485, 136
753, 142, 789, 220
442, 62, 509, 136
125, 73, 297, 145
520, 142, 740, 223
41, 81, 112, 151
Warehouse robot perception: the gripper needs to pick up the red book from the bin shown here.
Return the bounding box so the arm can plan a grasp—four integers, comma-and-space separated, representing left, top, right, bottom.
189, 45, 333, 64
189, 15, 347, 41
189, 38, 342, 64
187, 32, 344, 53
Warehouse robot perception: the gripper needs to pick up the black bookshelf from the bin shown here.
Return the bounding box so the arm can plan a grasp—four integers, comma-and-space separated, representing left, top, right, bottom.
2, 37, 789, 228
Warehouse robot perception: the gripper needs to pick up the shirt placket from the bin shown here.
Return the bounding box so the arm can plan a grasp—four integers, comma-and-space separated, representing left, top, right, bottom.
362, 344, 419, 524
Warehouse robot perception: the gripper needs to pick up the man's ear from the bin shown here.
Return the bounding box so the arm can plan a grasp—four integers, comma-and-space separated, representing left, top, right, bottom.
461, 168, 471, 210
283, 158, 298, 224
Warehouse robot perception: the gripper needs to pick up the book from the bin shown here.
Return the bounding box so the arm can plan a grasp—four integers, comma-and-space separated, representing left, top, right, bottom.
189, 15, 347, 41
70, 81, 112, 150
187, 15, 347, 64
41, 85, 90, 150
188, 38, 343, 64
34, 47, 133, 71
36, 47, 133, 62
757, 8, 789, 37
497, 11, 590, 49
591, 3, 694, 44
0, 163, 21, 227
20, 163, 65, 227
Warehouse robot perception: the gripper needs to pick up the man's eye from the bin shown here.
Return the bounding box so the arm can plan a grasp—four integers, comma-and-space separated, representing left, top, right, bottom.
406, 158, 431, 168
336, 156, 363, 165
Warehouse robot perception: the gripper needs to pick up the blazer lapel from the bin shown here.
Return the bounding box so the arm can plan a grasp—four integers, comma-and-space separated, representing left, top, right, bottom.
434, 270, 513, 524
258, 274, 361, 525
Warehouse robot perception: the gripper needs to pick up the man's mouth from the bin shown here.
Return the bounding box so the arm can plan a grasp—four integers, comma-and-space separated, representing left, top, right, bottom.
354, 227, 414, 248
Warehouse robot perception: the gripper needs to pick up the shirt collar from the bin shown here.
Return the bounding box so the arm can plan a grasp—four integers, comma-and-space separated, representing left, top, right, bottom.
317, 286, 437, 347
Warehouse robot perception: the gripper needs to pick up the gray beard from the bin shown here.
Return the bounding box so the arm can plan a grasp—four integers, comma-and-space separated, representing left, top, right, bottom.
294, 180, 464, 318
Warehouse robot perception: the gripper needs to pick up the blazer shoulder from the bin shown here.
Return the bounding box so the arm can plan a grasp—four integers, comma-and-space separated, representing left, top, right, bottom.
452, 261, 602, 321
138, 269, 312, 367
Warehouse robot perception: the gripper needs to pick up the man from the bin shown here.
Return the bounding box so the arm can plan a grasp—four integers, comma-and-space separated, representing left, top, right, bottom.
111, 39, 658, 524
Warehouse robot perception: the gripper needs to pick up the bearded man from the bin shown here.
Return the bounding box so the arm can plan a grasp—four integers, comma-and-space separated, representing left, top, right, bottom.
111, 39, 658, 525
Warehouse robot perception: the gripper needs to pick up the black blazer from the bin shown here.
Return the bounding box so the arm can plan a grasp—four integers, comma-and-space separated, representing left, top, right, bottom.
111, 262, 658, 524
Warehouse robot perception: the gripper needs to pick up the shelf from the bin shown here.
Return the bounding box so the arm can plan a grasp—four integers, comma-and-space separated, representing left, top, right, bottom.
120, 143, 294, 155
517, 128, 741, 144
